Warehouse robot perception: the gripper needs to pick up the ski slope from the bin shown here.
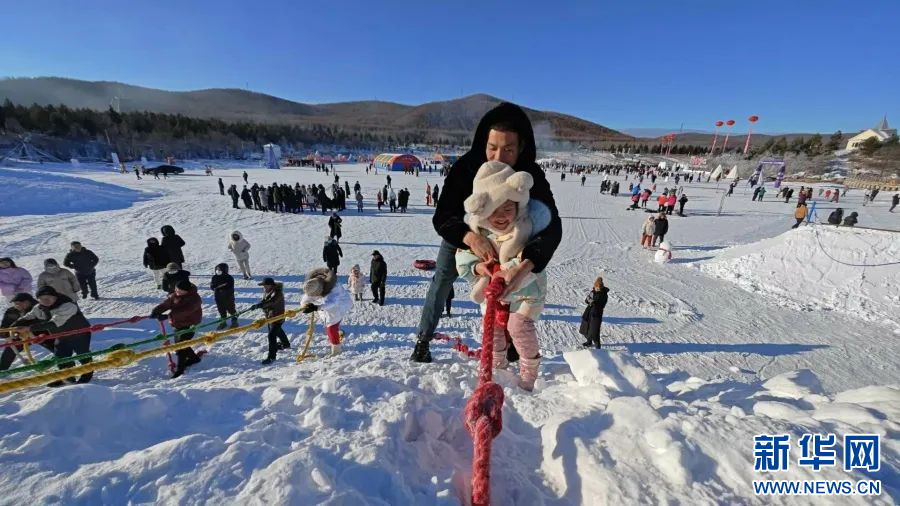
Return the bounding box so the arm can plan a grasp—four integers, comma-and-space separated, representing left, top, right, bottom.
0, 161, 897, 505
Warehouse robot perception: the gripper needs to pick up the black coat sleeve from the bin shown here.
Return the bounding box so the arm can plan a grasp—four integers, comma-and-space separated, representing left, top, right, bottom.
521, 167, 562, 273
89, 250, 99, 267
432, 160, 473, 249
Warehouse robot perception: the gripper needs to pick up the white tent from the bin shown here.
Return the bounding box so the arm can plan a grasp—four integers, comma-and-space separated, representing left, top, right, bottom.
1, 137, 63, 165
709, 164, 724, 180
726, 165, 739, 181
263, 144, 281, 169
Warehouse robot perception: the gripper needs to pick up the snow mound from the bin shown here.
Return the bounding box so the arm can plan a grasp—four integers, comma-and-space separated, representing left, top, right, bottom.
699, 226, 900, 329
0, 168, 158, 216
1, 343, 897, 505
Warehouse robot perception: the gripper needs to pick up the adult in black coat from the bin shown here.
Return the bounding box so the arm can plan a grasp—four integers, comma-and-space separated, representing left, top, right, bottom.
161, 263, 191, 293
328, 213, 343, 240
218, 177, 225, 195
0, 294, 57, 371
827, 208, 844, 225
412, 102, 563, 363
369, 250, 387, 306
63, 241, 100, 299
323, 238, 343, 274
161, 225, 186, 266
143, 237, 170, 289
210, 263, 237, 329
579, 278, 609, 349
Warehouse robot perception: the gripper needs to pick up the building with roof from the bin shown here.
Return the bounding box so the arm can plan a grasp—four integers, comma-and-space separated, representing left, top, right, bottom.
846, 116, 897, 151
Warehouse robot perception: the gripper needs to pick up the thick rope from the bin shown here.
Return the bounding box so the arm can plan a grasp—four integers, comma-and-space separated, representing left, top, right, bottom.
296, 313, 316, 363
0, 309, 301, 395
0, 315, 149, 350
463, 267, 508, 506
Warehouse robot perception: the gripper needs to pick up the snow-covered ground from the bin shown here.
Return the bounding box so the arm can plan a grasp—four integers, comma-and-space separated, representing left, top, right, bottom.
0, 161, 897, 505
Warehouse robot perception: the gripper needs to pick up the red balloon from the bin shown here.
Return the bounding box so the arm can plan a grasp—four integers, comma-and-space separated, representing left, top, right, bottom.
748, 115, 759, 122
726, 120, 735, 126
715, 121, 724, 127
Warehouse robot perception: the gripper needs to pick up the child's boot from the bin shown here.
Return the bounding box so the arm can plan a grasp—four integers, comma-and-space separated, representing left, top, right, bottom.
518, 355, 541, 391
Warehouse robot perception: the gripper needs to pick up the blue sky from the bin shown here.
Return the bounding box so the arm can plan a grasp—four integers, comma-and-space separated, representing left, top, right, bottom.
3, 0, 898, 133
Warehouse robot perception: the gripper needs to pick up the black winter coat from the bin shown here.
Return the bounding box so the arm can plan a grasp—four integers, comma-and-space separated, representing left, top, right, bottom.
370, 257, 387, 285
579, 287, 608, 340
323, 242, 343, 266
211, 270, 235, 305
143, 240, 170, 270
161, 226, 186, 265
64, 249, 99, 274
654, 218, 669, 236
432, 103, 562, 273
15, 294, 91, 335
162, 269, 191, 293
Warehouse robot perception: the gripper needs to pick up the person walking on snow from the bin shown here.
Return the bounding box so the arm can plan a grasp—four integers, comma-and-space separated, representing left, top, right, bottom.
150, 280, 203, 378
890, 193, 899, 212
678, 194, 688, 216
426, 182, 433, 206
369, 250, 387, 306
323, 237, 343, 275
0, 258, 33, 303
454, 161, 547, 391
666, 192, 677, 215
300, 268, 352, 357
160, 225, 186, 267
37, 259, 80, 302
328, 212, 343, 241
389, 187, 397, 212
63, 241, 100, 300
581, 174, 586, 186
432, 184, 440, 204
242, 171, 248, 184
641, 216, 656, 248
348, 264, 366, 301
792, 203, 807, 229
652, 213, 668, 247
227, 231, 252, 280
250, 277, 290, 365
218, 177, 224, 196
579, 275, 608, 349
12, 286, 94, 385
210, 263, 238, 329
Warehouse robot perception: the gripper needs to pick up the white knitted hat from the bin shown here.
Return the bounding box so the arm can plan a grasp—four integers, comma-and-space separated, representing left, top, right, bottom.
463, 161, 534, 219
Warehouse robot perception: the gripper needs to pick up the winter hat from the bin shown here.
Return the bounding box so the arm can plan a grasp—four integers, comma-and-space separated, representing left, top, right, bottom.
215, 263, 229, 274
44, 258, 59, 267
258, 277, 276, 287
36, 285, 59, 298
175, 280, 192, 292
302, 268, 336, 297
463, 161, 533, 220
166, 262, 180, 271
10, 293, 37, 304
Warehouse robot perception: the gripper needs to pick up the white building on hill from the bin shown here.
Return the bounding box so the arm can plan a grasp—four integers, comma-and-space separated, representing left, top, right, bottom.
846, 116, 897, 150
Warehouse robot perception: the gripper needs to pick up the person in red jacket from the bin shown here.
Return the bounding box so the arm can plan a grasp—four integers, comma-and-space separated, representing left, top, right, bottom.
666, 192, 677, 215
151, 280, 203, 378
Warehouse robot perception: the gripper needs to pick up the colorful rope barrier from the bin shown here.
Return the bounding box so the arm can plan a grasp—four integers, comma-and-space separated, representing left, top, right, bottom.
0, 308, 300, 394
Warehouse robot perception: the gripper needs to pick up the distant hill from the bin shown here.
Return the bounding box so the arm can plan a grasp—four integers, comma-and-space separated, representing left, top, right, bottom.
0, 77, 632, 144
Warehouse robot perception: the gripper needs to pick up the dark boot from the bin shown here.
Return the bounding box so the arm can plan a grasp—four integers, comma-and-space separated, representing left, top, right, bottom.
410, 338, 433, 363
230, 317, 239, 328
261, 356, 276, 365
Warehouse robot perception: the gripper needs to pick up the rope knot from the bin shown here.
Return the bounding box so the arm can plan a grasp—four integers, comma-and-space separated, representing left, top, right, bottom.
464, 382, 504, 439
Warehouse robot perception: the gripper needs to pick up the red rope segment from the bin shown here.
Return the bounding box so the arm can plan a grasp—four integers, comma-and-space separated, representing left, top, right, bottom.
0, 315, 148, 349
463, 266, 508, 506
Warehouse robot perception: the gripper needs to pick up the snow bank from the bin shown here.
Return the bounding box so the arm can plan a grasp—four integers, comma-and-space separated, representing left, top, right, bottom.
0, 345, 896, 505
0, 168, 158, 216
699, 226, 900, 330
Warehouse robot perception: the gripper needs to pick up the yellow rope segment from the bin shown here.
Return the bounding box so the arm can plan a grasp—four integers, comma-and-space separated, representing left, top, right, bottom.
0, 309, 302, 395
296, 313, 316, 363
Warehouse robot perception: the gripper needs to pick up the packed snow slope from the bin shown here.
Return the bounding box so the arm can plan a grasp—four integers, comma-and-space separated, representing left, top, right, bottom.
0, 162, 897, 505
0, 166, 159, 216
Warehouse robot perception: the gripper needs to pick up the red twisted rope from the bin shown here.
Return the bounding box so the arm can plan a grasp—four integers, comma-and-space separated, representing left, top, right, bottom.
1, 315, 148, 349
463, 265, 508, 506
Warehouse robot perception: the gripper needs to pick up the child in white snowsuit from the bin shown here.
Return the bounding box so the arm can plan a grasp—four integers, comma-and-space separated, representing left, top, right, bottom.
347, 264, 366, 301
300, 268, 352, 357
455, 161, 547, 391
227, 231, 252, 279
